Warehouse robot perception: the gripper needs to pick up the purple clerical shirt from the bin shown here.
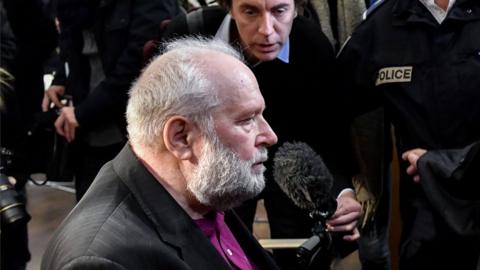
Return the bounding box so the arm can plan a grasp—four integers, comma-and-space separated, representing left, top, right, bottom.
194, 212, 258, 270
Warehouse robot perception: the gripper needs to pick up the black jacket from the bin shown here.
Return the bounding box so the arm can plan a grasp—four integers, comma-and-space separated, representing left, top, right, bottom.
417, 140, 480, 237
41, 145, 280, 270
54, 0, 179, 130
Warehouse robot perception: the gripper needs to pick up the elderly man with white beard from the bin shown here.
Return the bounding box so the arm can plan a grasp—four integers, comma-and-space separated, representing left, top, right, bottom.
41, 37, 280, 270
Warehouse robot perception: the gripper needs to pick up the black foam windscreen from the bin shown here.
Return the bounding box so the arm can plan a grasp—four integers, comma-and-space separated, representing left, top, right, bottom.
273, 141, 336, 214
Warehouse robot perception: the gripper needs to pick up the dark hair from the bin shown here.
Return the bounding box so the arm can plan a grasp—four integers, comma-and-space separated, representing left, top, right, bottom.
217, 0, 305, 10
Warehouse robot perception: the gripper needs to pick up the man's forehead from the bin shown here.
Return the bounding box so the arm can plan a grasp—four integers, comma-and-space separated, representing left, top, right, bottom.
232, 0, 294, 8
212, 68, 257, 96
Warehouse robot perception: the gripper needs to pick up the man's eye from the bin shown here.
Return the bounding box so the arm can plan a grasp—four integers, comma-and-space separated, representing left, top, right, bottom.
241, 116, 255, 124
243, 9, 257, 16
273, 7, 287, 15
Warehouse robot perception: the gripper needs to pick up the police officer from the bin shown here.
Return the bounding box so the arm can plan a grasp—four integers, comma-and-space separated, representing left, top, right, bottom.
337, 0, 480, 269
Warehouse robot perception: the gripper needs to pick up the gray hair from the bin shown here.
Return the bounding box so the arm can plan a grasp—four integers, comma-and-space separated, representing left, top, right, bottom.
126, 36, 244, 149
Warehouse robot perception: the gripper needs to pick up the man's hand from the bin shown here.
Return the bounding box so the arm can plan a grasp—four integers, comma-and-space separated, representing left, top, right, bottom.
54, 106, 79, 142
402, 148, 427, 183
42, 85, 65, 112
327, 191, 361, 241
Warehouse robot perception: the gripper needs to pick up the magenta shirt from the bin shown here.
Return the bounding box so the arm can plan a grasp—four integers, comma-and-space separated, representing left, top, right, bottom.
194, 212, 258, 270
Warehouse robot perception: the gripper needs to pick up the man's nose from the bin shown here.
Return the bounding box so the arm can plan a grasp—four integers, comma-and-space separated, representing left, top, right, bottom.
258, 13, 274, 37
257, 116, 278, 147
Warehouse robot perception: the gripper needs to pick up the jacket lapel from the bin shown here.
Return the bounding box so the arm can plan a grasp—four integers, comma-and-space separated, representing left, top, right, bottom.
226, 211, 280, 270
112, 145, 230, 269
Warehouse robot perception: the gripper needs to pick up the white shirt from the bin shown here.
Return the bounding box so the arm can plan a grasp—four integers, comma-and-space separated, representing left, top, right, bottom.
419, 0, 456, 24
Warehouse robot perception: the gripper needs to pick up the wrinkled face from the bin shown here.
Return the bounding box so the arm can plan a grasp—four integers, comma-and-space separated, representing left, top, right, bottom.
187, 55, 277, 209
230, 0, 296, 62
211, 61, 277, 167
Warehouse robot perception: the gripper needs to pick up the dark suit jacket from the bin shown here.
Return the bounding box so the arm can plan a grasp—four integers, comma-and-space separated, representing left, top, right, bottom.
54, 0, 179, 130
41, 144, 280, 270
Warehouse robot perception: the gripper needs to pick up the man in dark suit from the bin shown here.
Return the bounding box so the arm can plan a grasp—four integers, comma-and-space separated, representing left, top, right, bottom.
41, 37, 280, 270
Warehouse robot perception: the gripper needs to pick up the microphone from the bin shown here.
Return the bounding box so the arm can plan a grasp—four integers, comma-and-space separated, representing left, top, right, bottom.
273, 141, 338, 268
273, 141, 337, 216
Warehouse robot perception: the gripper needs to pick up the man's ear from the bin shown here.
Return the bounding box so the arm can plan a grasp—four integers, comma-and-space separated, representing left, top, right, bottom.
163, 116, 199, 160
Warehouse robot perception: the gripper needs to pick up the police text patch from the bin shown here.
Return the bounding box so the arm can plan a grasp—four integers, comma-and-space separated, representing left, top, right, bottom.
375, 66, 413, 86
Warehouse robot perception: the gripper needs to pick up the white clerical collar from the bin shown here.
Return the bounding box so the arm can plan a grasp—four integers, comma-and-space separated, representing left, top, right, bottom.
215, 14, 290, 63
419, 0, 456, 24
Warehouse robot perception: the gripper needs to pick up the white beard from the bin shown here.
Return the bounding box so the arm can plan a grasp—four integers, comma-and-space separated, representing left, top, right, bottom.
187, 136, 268, 211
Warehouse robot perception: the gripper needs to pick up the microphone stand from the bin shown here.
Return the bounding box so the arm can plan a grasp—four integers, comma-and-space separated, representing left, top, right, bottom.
296, 210, 333, 269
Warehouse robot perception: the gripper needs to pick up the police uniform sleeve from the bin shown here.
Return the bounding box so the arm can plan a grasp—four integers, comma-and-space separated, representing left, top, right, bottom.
335, 18, 391, 210
336, 27, 382, 118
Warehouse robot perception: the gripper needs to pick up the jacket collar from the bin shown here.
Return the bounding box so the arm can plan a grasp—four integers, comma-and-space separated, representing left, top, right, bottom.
392, 0, 480, 26
112, 145, 231, 269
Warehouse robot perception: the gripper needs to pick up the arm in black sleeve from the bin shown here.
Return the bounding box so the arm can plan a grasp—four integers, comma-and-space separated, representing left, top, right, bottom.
418, 141, 480, 198
335, 26, 386, 196
51, 62, 67, 88
336, 29, 382, 119
417, 141, 480, 236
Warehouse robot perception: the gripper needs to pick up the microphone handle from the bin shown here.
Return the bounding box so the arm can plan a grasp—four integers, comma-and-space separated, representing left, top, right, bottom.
299, 235, 321, 252
296, 235, 321, 267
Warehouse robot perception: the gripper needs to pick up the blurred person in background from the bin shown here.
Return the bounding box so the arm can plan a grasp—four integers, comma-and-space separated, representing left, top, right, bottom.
42, 0, 180, 201
1, 0, 57, 269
